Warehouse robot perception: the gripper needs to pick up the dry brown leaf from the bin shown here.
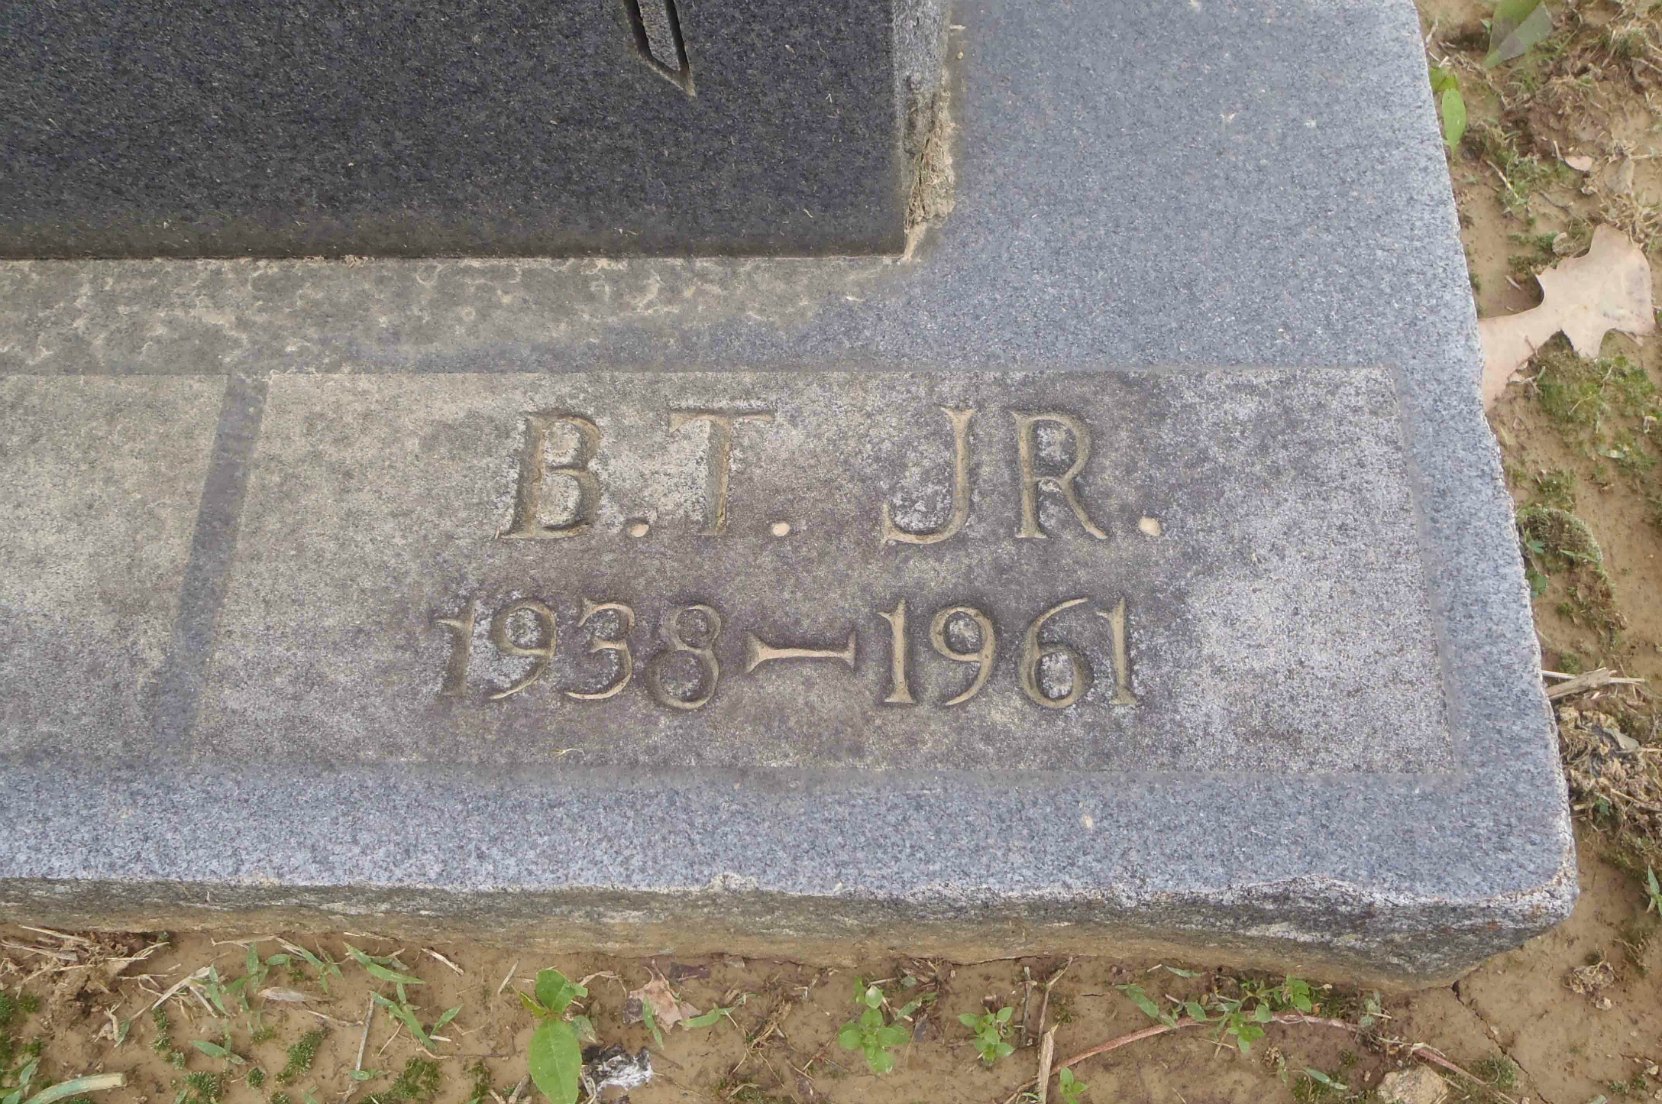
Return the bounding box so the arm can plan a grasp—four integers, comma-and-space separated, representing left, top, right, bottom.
1478, 224, 1655, 407
259, 986, 312, 1003
625, 976, 700, 1031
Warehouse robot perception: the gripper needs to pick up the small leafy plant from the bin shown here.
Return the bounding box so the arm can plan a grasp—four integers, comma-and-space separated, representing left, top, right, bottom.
1056, 1068, 1088, 1104
958, 1006, 1016, 1066
1118, 975, 1317, 1055
276, 939, 343, 994
1429, 66, 1467, 149
836, 982, 914, 1075
347, 947, 460, 1055
1645, 865, 1662, 915
521, 969, 588, 1104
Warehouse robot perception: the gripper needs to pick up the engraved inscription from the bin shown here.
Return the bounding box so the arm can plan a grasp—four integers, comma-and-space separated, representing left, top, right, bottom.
744, 631, 858, 673
432, 599, 476, 697
646, 603, 723, 711
1013, 413, 1109, 540
433, 594, 1136, 713
625, 0, 694, 94
488, 599, 556, 700
499, 412, 601, 540
669, 410, 775, 535
497, 405, 1124, 543
882, 406, 974, 545
928, 605, 996, 706
206, 368, 1448, 774
460, 396, 1147, 716
567, 600, 634, 701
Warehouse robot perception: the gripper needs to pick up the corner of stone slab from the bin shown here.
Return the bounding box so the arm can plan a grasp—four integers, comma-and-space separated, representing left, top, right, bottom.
1434, 824, 1581, 986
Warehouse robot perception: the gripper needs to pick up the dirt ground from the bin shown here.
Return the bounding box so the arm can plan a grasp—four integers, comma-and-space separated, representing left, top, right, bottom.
0, 845, 1654, 1104
6, 1, 1662, 1102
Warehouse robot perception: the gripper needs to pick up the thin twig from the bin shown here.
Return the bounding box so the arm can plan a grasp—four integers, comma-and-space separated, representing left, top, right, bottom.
354, 994, 375, 1074
0, 941, 76, 961
301, 1008, 361, 1028
1035, 959, 1072, 1039
1035, 1027, 1056, 1104
1545, 667, 1645, 700
18, 926, 90, 945
1018, 966, 1034, 1047
426, 948, 464, 975
148, 966, 211, 1012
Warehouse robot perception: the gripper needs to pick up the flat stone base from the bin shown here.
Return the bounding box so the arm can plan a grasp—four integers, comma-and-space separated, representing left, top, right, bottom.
0, 0, 1574, 983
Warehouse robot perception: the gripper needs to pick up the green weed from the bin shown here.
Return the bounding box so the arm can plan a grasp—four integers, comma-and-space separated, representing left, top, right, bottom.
1473, 1056, 1519, 1091
1430, 66, 1468, 148
277, 1028, 324, 1085
464, 1061, 498, 1104
1487, 0, 1555, 67
276, 940, 343, 994
150, 1009, 186, 1070
1530, 468, 1578, 510
1609, 1070, 1654, 1098
958, 1006, 1016, 1066
1517, 504, 1622, 635
366, 1058, 441, 1104
1291, 1068, 1349, 1103
1535, 346, 1659, 432
1056, 1067, 1088, 1104
521, 968, 588, 1104
836, 981, 916, 1075
347, 947, 459, 1055
1118, 976, 1316, 1055
1508, 230, 1558, 278
178, 1071, 223, 1104
1469, 121, 1571, 217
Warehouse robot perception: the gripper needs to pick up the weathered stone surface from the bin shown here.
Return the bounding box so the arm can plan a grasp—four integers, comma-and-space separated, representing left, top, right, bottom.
0, 377, 223, 756
0, 0, 1574, 983
0, 0, 944, 258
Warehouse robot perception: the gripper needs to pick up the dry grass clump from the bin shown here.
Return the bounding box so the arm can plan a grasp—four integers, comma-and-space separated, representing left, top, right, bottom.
1559, 695, 1662, 866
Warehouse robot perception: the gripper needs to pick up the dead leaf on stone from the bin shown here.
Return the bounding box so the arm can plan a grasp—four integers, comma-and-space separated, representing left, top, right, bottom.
1478, 225, 1656, 407
624, 976, 700, 1031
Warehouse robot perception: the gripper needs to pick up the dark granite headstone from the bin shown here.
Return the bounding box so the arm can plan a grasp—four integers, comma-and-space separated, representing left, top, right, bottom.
0, 0, 945, 257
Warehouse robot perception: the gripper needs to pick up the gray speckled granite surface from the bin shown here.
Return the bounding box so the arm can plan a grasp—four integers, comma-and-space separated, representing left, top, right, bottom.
0, 0, 1572, 982
0, 0, 942, 257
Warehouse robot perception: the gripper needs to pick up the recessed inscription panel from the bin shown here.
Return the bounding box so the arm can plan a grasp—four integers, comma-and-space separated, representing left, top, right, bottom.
197, 369, 1450, 773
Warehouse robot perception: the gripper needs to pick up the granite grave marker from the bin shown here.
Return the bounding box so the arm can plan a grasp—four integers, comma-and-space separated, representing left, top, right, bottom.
0, 0, 1575, 983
